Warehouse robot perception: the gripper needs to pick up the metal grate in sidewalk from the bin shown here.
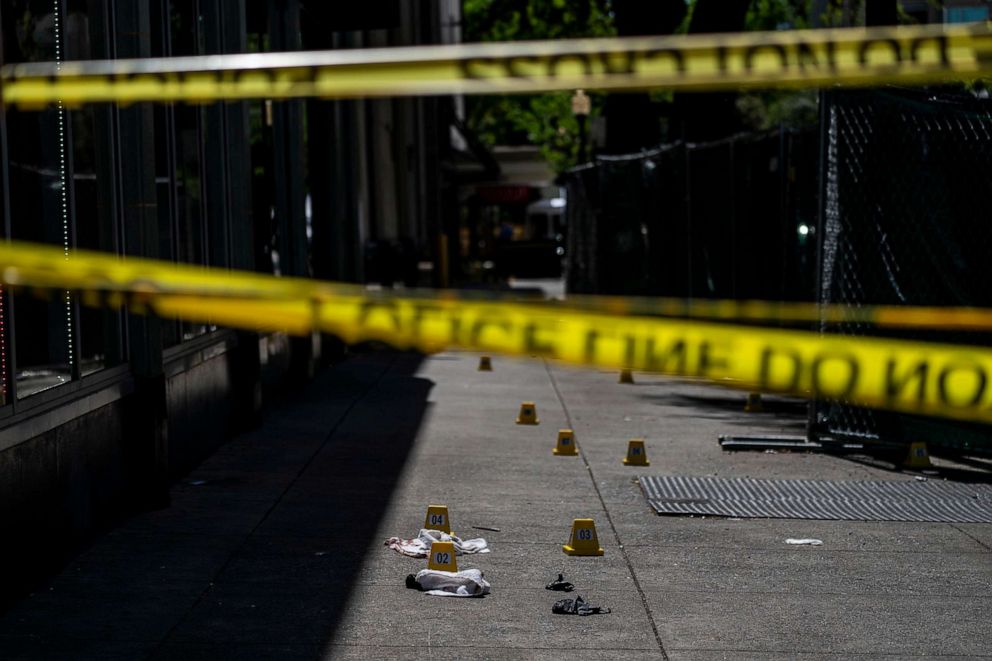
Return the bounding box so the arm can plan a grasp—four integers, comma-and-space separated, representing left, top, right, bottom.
640, 475, 992, 523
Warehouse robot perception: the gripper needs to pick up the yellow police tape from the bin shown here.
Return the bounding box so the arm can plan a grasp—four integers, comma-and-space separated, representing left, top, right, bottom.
1, 22, 990, 107
2, 240, 992, 425
533, 295, 992, 331
5, 240, 992, 331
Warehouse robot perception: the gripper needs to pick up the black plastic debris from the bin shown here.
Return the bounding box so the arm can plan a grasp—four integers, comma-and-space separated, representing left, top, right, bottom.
552, 595, 611, 615
545, 573, 574, 592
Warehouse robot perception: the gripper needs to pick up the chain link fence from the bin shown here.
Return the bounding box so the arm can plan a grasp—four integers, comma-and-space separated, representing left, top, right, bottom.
815, 88, 992, 455
563, 86, 992, 456
563, 128, 818, 302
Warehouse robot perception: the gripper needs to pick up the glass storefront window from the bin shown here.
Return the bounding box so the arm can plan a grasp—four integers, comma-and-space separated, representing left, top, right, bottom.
1, 0, 233, 394
2, 0, 123, 398
68, 0, 124, 377
166, 0, 213, 344
247, 14, 279, 277
4, 1, 74, 398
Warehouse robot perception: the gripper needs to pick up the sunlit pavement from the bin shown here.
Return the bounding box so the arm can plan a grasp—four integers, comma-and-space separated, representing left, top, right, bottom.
1, 350, 989, 660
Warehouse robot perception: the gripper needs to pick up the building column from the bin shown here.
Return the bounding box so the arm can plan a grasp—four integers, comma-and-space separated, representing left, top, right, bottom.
115, 0, 169, 507
269, 0, 319, 380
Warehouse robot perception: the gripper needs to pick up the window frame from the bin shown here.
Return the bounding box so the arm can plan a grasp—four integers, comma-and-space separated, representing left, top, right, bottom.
0, 0, 129, 417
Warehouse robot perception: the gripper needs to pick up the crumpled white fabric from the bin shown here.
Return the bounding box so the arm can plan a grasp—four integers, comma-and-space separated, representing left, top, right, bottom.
413, 568, 491, 597
384, 529, 490, 557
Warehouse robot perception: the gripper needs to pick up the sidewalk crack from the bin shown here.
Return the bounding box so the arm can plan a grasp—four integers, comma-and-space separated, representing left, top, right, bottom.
948, 523, 992, 552
543, 360, 669, 660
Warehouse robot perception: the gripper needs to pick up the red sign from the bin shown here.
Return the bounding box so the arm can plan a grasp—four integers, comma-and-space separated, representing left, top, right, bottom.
476, 185, 536, 205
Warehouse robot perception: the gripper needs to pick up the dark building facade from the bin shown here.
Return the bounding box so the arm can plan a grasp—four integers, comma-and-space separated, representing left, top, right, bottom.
0, 0, 457, 599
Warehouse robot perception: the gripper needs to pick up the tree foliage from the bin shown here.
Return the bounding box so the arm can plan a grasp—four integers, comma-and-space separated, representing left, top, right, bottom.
464, 0, 843, 164
462, 0, 615, 173
463, 0, 614, 42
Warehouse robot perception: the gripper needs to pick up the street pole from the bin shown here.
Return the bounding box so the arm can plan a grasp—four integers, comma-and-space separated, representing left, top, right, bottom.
571, 89, 591, 165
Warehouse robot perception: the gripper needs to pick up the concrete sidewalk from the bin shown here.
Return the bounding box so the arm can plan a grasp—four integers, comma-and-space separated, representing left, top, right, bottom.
1, 350, 990, 659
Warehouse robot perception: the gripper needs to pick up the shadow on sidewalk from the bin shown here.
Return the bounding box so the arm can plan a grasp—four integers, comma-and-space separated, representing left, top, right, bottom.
638, 391, 809, 432
148, 351, 435, 656
0, 351, 434, 658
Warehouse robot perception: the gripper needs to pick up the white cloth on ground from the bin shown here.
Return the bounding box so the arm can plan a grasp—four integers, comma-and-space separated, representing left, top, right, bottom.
384, 529, 490, 557
785, 538, 823, 546
413, 568, 491, 597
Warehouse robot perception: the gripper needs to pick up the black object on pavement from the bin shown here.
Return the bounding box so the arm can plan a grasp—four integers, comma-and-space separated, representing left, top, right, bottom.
552, 595, 611, 615
545, 573, 574, 592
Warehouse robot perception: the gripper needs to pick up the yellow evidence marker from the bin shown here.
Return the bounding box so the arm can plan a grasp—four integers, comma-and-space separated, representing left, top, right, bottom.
424, 504, 452, 535
563, 518, 604, 556
623, 438, 650, 466
516, 401, 539, 425
744, 392, 764, 412
478, 356, 493, 371
428, 540, 458, 572
903, 442, 932, 469
553, 429, 578, 456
